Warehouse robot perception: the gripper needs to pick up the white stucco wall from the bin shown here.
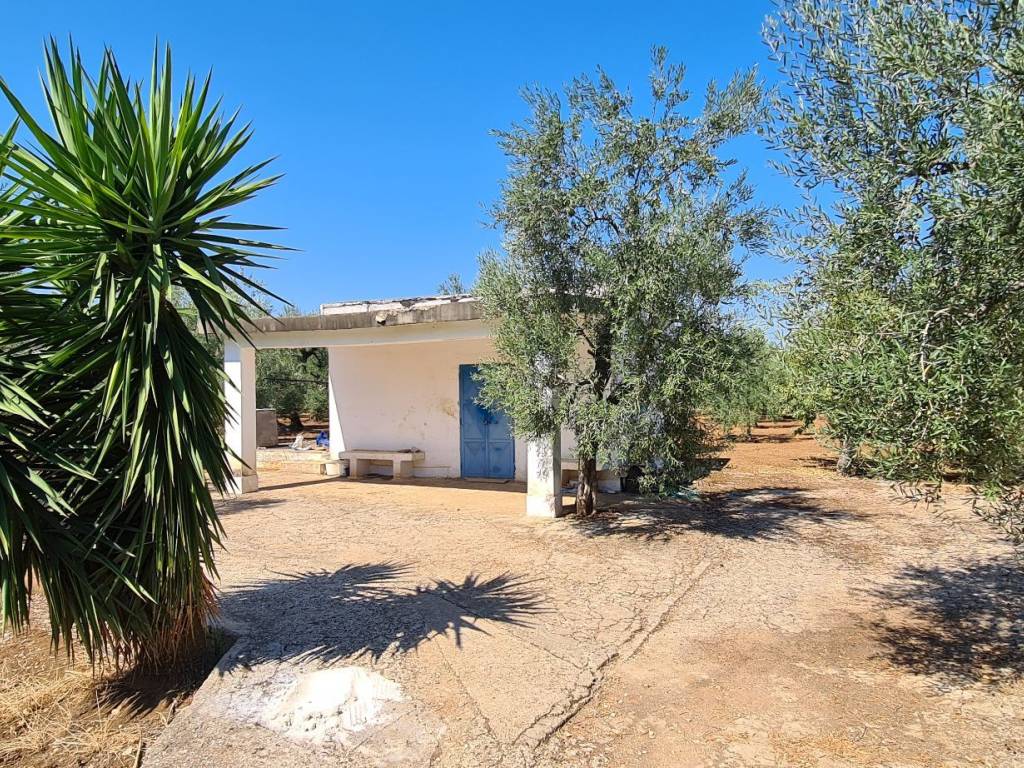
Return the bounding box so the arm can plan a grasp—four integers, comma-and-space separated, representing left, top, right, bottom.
329, 337, 564, 481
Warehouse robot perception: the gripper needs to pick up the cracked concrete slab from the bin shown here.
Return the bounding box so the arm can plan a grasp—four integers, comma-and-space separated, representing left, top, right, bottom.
412, 591, 579, 745
145, 477, 707, 768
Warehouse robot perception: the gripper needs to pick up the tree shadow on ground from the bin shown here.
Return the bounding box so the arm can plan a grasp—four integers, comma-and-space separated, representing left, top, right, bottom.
575, 487, 853, 542
724, 422, 806, 444
687, 457, 731, 480
865, 558, 1024, 687
799, 456, 840, 472
257, 477, 339, 492
94, 628, 234, 717
215, 496, 288, 515
219, 562, 547, 666
731, 434, 796, 444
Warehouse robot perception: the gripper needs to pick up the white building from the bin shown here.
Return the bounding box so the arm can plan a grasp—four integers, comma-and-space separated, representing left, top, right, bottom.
224, 294, 581, 517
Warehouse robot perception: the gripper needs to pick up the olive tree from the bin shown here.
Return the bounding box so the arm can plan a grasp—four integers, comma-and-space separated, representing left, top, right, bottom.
437, 272, 468, 295
705, 329, 801, 438
766, 0, 1024, 538
477, 49, 771, 514
257, 347, 328, 429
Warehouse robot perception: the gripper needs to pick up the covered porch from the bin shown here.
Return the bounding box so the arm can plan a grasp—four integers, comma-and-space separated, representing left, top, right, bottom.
223, 295, 565, 517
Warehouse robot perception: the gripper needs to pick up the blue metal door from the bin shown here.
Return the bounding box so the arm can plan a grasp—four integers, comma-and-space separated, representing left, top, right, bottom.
459, 364, 514, 479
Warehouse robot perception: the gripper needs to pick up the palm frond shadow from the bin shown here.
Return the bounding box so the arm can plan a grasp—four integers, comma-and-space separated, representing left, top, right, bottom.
219, 562, 547, 666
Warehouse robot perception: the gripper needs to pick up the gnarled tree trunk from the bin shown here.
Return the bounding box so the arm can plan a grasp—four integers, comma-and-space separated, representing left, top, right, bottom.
577, 456, 597, 516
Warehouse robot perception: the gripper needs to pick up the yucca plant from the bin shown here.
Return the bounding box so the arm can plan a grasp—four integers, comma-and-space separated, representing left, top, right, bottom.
0, 41, 284, 665
0, 123, 97, 645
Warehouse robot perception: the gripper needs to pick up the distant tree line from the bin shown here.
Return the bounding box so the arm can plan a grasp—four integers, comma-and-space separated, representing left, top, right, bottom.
257, 347, 328, 429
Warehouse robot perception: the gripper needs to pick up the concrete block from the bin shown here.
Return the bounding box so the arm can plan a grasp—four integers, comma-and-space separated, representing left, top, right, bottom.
256, 408, 279, 448
527, 433, 563, 518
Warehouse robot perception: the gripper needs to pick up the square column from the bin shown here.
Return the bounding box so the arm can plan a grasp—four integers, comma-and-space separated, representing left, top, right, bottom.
224, 339, 258, 494
327, 347, 346, 459
526, 432, 563, 518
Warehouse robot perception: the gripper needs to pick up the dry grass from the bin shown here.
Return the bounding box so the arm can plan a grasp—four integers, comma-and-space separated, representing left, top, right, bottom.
0, 605, 225, 768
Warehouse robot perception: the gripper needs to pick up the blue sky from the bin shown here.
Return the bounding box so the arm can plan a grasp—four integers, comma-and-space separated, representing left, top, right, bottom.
0, 1, 800, 311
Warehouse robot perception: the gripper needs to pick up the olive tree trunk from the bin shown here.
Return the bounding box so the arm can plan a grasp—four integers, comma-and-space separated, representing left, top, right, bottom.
836, 437, 855, 475
576, 456, 598, 516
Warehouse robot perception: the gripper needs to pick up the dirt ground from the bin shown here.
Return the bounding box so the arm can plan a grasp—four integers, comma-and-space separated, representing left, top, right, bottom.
536, 424, 1024, 767
0, 603, 225, 768
141, 421, 1023, 768
4, 422, 1021, 767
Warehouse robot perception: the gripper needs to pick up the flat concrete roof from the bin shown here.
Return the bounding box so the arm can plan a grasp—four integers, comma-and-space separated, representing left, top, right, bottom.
320, 293, 477, 316
248, 294, 483, 334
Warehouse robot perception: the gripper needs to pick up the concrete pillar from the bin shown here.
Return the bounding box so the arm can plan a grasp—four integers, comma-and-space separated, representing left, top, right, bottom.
224, 339, 258, 494
526, 432, 562, 518
327, 347, 346, 459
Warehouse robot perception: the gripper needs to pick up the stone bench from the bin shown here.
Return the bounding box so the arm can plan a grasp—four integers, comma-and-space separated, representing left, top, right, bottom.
338, 449, 426, 479
560, 459, 621, 493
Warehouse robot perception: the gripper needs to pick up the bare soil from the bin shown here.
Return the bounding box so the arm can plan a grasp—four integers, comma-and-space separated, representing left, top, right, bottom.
4, 422, 1022, 767
538, 422, 1024, 767
275, 415, 328, 440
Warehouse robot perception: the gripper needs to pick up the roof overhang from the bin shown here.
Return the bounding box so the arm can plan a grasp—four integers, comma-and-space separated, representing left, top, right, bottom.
225, 295, 488, 349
